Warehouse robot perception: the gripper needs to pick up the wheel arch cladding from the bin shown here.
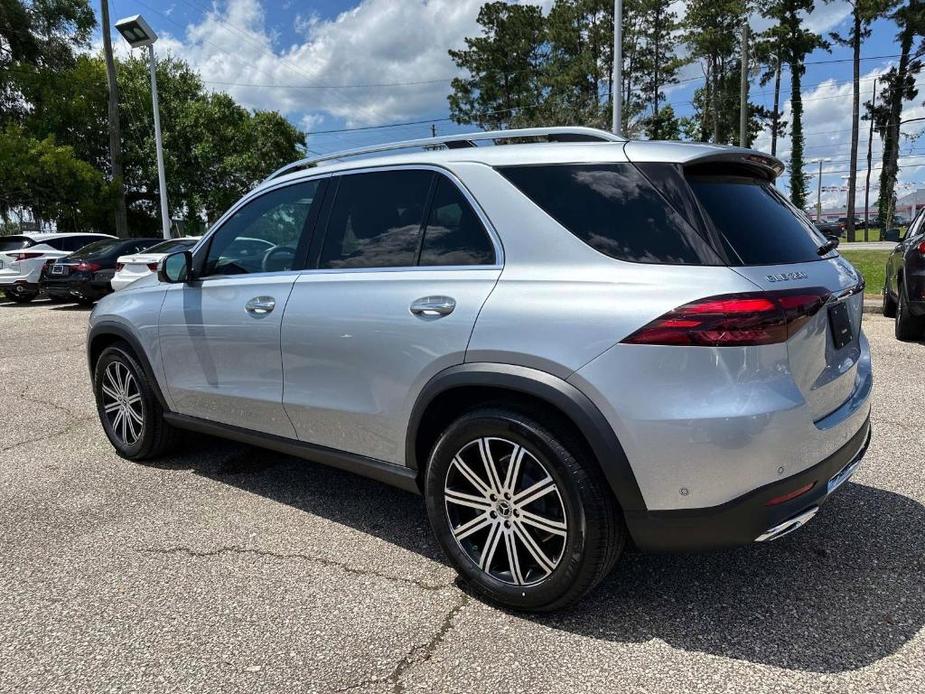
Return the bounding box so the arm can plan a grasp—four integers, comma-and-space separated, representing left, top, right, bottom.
87, 322, 169, 410
406, 362, 647, 514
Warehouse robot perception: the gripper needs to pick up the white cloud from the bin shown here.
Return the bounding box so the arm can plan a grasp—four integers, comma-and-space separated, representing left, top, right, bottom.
152, 0, 504, 131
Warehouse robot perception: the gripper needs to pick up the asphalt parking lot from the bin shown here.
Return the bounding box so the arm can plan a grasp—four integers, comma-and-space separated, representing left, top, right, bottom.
0, 300, 922, 693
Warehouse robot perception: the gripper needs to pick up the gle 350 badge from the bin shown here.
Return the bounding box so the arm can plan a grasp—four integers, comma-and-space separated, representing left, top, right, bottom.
766, 271, 809, 282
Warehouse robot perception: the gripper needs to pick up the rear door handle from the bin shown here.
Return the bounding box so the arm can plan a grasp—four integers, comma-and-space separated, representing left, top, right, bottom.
410, 296, 456, 318
245, 296, 276, 317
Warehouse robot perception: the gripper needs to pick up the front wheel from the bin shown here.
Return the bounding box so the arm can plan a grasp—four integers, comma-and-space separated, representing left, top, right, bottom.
424, 407, 624, 611
93, 344, 178, 460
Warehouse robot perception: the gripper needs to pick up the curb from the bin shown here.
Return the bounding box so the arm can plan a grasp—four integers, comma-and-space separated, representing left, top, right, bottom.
863, 295, 882, 314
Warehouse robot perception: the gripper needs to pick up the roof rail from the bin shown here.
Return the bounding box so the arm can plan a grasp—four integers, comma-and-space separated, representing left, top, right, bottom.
264, 126, 623, 183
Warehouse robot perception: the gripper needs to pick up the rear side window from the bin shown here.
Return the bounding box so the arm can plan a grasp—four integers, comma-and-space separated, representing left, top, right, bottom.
497, 164, 718, 265
0, 236, 35, 252
320, 170, 432, 269
686, 176, 825, 265
419, 177, 495, 266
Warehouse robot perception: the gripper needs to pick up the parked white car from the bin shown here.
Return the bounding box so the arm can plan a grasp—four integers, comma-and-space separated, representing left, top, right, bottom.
111, 237, 201, 291
0, 233, 115, 302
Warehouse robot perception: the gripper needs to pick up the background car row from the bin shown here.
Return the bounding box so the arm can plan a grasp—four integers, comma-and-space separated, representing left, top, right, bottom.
0, 232, 199, 305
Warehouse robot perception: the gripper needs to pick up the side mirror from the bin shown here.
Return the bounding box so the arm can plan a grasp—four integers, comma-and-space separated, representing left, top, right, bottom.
158, 250, 192, 283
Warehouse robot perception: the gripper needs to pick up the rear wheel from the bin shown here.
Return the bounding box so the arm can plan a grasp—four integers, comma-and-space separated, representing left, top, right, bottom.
882, 281, 897, 318
895, 280, 925, 342
93, 344, 178, 460
424, 407, 624, 611
3, 287, 37, 303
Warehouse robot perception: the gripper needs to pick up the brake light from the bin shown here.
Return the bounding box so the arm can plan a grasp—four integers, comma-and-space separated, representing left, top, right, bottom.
74, 261, 102, 272
146, 262, 159, 272
622, 288, 831, 347
918, 240, 925, 256
12, 252, 43, 261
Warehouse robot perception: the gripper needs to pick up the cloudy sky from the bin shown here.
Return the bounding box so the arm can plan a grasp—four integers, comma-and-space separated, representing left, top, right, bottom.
93, 0, 925, 213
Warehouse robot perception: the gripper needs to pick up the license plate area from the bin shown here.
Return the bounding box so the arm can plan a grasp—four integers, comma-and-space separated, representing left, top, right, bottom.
829, 301, 853, 350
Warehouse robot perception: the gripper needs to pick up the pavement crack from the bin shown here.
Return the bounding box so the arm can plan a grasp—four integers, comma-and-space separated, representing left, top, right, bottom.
136, 544, 454, 592
0, 415, 95, 453
334, 592, 470, 694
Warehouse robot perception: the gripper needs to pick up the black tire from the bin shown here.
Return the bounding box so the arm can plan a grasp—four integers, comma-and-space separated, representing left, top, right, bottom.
424, 407, 625, 611
93, 343, 178, 460
895, 279, 925, 342
76, 297, 96, 308
3, 287, 36, 303
882, 282, 897, 318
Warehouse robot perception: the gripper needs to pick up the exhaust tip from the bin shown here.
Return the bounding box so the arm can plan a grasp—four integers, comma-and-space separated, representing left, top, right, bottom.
755, 506, 820, 543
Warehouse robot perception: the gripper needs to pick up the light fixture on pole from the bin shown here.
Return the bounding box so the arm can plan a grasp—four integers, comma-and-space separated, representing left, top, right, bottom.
115, 14, 171, 239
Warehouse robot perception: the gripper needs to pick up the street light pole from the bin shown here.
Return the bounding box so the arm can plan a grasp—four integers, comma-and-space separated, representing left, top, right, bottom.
147, 44, 170, 239
612, 0, 623, 136
115, 14, 171, 239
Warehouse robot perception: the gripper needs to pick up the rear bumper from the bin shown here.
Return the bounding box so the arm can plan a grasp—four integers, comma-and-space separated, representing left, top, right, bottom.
42, 272, 113, 302
625, 417, 871, 551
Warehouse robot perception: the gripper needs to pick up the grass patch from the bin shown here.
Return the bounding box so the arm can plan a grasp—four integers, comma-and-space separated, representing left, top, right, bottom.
839, 249, 890, 294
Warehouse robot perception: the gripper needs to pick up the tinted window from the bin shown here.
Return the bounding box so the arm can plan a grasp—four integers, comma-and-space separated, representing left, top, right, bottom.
320, 170, 431, 269
0, 236, 35, 252
46, 235, 107, 252
497, 164, 717, 265
69, 239, 123, 259
687, 176, 825, 265
144, 238, 197, 255
419, 177, 495, 266
205, 180, 318, 276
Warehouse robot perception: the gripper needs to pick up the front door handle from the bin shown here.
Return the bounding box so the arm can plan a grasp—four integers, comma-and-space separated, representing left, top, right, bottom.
245, 296, 276, 317
410, 296, 456, 318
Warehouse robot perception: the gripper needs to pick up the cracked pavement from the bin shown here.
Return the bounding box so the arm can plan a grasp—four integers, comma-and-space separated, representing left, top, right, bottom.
0, 300, 923, 693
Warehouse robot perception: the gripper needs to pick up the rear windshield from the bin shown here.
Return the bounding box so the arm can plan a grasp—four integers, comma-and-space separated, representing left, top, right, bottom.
0, 236, 35, 252
143, 238, 197, 255
497, 164, 722, 265
68, 239, 123, 259
685, 175, 826, 265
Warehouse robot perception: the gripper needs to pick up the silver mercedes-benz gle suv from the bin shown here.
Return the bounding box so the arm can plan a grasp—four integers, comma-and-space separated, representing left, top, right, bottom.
87, 127, 872, 611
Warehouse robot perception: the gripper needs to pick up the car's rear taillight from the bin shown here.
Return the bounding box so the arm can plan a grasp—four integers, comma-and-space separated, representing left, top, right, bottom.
75, 261, 102, 272
622, 288, 831, 347
146, 262, 159, 272
115, 263, 124, 271
12, 252, 43, 261
917, 240, 925, 256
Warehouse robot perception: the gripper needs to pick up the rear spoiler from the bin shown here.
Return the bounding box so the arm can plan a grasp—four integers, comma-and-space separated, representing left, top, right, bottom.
623, 142, 786, 181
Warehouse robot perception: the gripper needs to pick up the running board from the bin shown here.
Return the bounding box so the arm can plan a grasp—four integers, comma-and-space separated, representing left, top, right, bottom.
163, 412, 420, 494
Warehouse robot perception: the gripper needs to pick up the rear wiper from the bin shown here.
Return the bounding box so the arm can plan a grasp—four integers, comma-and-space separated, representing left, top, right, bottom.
817, 235, 839, 256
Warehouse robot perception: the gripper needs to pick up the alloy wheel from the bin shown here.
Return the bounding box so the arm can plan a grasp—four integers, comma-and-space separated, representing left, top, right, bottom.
444, 437, 568, 586
100, 361, 144, 446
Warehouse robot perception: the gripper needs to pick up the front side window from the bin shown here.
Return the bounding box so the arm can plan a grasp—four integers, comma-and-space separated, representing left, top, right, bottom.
319, 170, 432, 269
204, 180, 318, 276
497, 164, 716, 265
419, 177, 495, 266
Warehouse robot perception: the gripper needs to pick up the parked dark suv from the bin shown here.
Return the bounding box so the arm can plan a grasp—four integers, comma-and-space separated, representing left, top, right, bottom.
883, 208, 925, 340
42, 237, 162, 305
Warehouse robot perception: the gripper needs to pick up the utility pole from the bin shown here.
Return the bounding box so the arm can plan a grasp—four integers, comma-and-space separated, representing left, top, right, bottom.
815, 159, 828, 222
739, 22, 749, 148
100, 0, 129, 238
612, 0, 623, 136
863, 78, 877, 242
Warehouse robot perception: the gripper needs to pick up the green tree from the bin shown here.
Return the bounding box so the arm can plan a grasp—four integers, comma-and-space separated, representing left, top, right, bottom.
636, 0, 686, 139
871, 0, 924, 231
760, 1, 828, 209
448, 2, 547, 128
684, 0, 747, 142
0, 125, 110, 230
830, 0, 897, 241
